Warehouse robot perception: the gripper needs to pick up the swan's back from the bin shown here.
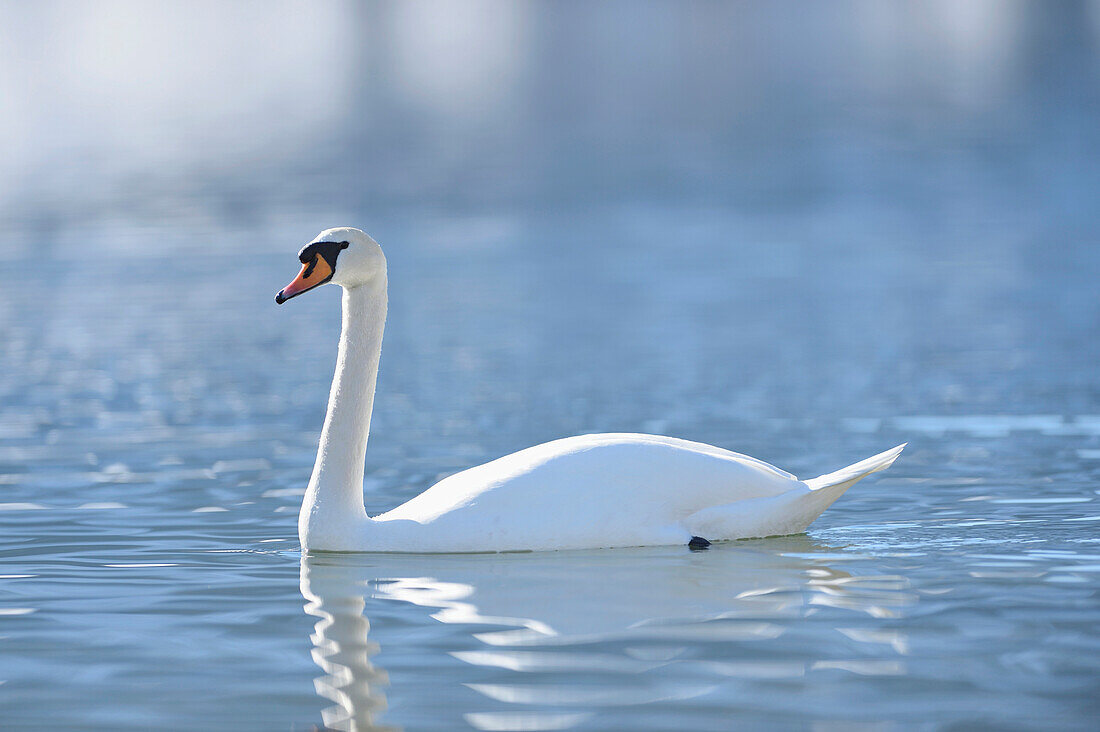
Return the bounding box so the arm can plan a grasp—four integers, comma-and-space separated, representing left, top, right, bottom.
376, 434, 802, 550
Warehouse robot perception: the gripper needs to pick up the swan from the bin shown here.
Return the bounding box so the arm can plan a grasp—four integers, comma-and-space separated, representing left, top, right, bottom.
276, 227, 905, 553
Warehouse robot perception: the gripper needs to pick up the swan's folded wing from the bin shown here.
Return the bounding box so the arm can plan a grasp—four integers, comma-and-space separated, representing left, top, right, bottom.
682, 483, 827, 540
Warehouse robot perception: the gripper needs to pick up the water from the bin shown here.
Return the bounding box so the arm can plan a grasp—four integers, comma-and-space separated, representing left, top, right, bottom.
3, 2, 1100, 730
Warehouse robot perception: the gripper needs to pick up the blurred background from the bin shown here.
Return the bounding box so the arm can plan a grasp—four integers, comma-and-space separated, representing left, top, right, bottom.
2, 0, 1099, 431
2, 2, 1100, 730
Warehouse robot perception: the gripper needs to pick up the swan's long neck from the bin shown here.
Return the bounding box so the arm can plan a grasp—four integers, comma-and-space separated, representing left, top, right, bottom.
299, 276, 387, 550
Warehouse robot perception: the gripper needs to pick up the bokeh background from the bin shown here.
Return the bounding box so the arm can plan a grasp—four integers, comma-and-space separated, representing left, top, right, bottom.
2, 2, 1100, 730
3, 1, 1099, 427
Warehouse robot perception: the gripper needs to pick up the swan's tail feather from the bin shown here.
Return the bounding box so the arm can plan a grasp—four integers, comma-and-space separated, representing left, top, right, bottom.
805, 443, 907, 493
683, 444, 906, 541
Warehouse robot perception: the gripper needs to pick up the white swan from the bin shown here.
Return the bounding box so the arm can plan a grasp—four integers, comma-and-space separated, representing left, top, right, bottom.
277, 227, 905, 553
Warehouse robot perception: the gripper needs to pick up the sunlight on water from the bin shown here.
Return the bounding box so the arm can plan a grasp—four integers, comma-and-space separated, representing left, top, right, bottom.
300, 543, 920, 729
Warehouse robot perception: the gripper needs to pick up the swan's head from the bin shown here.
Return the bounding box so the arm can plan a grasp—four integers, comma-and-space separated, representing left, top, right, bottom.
275, 227, 386, 304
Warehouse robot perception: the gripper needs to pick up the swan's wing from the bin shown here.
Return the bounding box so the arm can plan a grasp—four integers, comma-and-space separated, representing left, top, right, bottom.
376, 433, 798, 526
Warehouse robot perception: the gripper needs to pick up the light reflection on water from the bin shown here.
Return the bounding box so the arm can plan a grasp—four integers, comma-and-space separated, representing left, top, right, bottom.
302, 539, 921, 731
298, 530, 1100, 731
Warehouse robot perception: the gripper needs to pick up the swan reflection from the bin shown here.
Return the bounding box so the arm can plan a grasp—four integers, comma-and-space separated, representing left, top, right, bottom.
301, 562, 395, 732
300, 537, 915, 731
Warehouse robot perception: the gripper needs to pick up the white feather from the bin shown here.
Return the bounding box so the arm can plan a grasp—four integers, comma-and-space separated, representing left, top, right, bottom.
287, 228, 904, 553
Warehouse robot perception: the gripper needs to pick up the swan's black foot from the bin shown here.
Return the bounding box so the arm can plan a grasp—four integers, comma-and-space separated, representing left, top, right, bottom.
688, 536, 711, 551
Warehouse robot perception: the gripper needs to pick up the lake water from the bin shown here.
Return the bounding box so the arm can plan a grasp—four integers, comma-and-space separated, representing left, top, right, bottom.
2, 2, 1100, 730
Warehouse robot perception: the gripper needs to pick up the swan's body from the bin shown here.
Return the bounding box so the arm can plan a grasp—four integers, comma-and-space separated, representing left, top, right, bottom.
278, 228, 905, 553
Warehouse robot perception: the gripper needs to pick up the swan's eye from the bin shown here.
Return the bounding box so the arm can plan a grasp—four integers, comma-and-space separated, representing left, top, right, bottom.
297, 241, 348, 267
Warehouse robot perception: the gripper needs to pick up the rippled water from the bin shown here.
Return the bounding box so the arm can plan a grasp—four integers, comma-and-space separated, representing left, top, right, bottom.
3, 2, 1100, 729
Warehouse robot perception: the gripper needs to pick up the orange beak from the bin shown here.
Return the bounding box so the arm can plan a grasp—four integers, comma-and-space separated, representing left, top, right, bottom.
275, 256, 334, 304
